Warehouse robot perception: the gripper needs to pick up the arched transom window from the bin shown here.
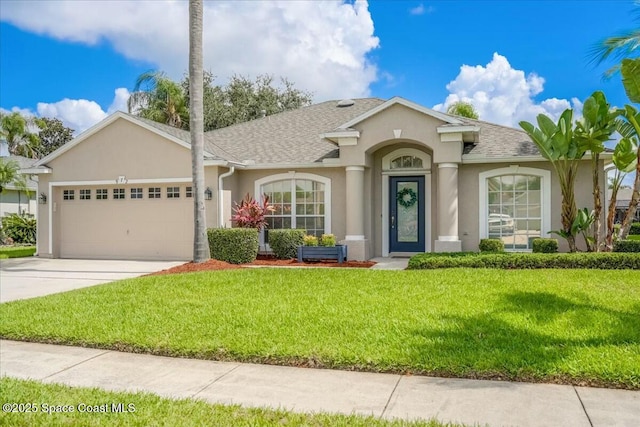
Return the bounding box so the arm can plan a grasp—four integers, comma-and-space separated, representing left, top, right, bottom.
257, 174, 331, 238
390, 155, 423, 169
382, 148, 431, 171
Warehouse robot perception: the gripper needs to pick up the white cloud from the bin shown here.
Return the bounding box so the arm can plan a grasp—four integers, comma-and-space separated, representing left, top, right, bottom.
409, 4, 434, 15
433, 53, 582, 127
36, 88, 130, 134
1, 0, 379, 101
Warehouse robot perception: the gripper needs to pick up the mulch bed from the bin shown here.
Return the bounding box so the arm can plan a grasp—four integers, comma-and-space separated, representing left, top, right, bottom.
148, 257, 375, 276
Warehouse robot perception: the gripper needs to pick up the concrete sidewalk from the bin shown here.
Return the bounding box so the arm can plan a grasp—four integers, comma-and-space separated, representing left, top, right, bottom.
1, 340, 638, 426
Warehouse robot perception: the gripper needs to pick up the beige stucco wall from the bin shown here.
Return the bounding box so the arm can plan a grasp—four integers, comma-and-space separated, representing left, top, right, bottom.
458, 160, 606, 252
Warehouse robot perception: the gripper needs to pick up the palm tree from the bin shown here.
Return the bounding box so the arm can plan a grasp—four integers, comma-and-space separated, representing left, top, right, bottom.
590, 4, 640, 102
446, 101, 479, 119
0, 158, 29, 195
128, 71, 189, 128
0, 112, 42, 159
189, 0, 210, 262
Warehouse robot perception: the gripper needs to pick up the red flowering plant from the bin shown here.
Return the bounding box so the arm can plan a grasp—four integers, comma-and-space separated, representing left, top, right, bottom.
231, 193, 275, 231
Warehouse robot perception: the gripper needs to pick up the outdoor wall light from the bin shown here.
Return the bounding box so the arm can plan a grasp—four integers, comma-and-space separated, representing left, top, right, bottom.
38, 192, 47, 204
204, 187, 213, 200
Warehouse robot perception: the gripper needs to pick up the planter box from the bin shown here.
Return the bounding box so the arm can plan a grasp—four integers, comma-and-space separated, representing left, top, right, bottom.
297, 245, 347, 264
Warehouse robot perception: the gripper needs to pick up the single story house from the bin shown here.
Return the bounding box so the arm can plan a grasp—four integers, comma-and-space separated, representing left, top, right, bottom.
25, 97, 604, 260
1, 155, 37, 217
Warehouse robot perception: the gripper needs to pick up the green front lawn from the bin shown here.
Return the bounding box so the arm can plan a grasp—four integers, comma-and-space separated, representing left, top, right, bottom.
1, 269, 638, 388
0, 245, 36, 259
1, 378, 452, 427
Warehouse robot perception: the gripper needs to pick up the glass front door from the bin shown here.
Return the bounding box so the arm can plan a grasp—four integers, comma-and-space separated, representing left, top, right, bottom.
390, 176, 425, 253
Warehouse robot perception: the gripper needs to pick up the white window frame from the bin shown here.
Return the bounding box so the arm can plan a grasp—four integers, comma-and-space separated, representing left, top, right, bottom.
186, 186, 193, 198
63, 189, 75, 201
96, 189, 108, 200
478, 166, 551, 252
255, 172, 332, 245
113, 188, 125, 200
148, 187, 161, 199
167, 186, 180, 199
79, 189, 91, 200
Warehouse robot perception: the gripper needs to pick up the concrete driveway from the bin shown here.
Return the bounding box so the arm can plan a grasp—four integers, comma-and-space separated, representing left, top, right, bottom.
0, 258, 184, 303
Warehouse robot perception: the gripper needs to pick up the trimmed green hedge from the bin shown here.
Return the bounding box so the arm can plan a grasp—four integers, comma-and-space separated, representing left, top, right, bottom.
479, 238, 504, 252
207, 228, 258, 264
268, 229, 305, 259
613, 239, 640, 253
407, 252, 640, 270
630, 222, 640, 235
532, 238, 558, 253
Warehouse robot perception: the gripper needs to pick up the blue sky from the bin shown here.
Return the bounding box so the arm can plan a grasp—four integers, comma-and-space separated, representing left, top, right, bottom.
0, 0, 637, 134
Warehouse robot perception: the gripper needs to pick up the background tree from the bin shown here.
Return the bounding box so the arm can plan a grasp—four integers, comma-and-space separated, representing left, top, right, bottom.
128, 71, 189, 128
189, 0, 210, 263
0, 158, 28, 194
0, 112, 42, 158
446, 101, 479, 119
37, 117, 74, 157
183, 72, 313, 130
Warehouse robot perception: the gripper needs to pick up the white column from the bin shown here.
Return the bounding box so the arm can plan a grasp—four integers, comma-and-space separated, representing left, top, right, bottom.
435, 163, 462, 252
342, 166, 368, 260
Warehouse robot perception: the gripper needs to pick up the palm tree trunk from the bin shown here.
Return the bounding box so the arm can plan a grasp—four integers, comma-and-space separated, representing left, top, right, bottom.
605, 178, 621, 250
591, 155, 601, 251
189, 0, 210, 262
561, 166, 578, 252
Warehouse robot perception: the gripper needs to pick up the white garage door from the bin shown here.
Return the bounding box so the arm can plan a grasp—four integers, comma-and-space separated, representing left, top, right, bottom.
58, 184, 194, 260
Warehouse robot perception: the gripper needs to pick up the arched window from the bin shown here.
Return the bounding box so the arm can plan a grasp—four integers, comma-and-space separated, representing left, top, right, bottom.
382, 148, 431, 171
256, 173, 331, 237
390, 155, 423, 169
479, 167, 551, 251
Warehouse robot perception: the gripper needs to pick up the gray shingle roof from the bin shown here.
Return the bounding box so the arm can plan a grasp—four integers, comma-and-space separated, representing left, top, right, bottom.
460, 118, 539, 158
127, 98, 540, 163
204, 98, 385, 164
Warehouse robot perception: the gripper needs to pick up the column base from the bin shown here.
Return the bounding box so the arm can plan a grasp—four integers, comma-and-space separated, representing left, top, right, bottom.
340, 239, 370, 261
434, 240, 462, 252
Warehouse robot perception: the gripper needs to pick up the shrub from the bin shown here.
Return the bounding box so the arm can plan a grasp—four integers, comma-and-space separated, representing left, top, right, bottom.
207, 228, 258, 264
303, 235, 318, 246
320, 234, 336, 247
407, 252, 640, 270
479, 238, 504, 252
1, 214, 36, 244
613, 240, 640, 253
532, 238, 558, 253
268, 229, 305, 259
231, 193, 274, 230
630, 222, 640, 235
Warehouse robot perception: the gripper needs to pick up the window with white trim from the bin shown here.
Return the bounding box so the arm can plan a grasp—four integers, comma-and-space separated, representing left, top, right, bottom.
167, 187, 180, 198
260, 177, 328, 237
480, 167, 550, 251
131, 188, 143, 199
113, 188, 125, 200
79, 189, 91, 200
390, 155, 423, 169
96, 189, 108, 200
63, 190, 74, 200
186, 186, 193, 198
148, 187, 161, 199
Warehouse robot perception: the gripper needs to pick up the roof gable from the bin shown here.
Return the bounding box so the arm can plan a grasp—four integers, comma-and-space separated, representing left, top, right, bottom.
336, 96, 464, 130
34, 112, 217, 167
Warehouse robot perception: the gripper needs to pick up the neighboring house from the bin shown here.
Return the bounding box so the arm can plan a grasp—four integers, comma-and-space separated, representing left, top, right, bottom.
26, 97, 605, 260
610, 188, 640, 224
0, 155, 37, 217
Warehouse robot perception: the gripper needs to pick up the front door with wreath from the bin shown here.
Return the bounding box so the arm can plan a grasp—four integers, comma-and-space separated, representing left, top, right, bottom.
389, 176, 425, 253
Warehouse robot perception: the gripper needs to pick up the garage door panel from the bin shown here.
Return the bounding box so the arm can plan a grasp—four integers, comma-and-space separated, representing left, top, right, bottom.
59, 186, 194, 260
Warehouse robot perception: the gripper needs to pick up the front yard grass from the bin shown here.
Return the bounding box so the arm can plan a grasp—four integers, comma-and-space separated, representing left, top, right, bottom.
0, 245, 36, 259
1, 268, 638, 388
0, 377, 453, 427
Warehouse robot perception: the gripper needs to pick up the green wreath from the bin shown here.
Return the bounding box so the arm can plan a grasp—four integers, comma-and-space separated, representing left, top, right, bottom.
397, 187, 417, 208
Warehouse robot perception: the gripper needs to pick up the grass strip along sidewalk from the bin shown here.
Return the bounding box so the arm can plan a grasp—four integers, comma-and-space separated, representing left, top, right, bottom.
0, 377, 455, 427
1, 268, 638, 389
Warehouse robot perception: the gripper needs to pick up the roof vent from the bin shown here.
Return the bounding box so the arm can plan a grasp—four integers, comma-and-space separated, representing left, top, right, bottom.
337, 99, 355, 108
